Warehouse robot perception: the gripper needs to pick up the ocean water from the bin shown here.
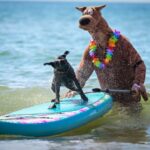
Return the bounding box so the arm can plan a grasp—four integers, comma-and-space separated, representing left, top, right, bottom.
0, 1, 150, 150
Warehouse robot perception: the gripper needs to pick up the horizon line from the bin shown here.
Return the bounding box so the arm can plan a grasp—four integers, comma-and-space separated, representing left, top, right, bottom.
0, 0, 150, 3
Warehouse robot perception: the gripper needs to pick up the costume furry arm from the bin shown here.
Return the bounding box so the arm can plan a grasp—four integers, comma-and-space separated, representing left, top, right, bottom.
123, 37, 148, 101
124, 38, 146, 84
76, 46, 94, 87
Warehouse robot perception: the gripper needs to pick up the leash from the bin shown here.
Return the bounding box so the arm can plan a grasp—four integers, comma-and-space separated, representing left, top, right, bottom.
91, 88, 150, 98
92, 88, 131, 94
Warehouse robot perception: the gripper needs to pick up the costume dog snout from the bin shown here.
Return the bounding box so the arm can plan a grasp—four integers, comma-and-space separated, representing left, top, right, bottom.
79, 18, 90, 26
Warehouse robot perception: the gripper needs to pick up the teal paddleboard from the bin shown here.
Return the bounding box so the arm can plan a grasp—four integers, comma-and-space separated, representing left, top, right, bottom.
0, 92, 112, 137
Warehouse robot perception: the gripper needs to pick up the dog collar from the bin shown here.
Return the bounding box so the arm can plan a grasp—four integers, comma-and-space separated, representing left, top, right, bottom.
89, 30, 120, 69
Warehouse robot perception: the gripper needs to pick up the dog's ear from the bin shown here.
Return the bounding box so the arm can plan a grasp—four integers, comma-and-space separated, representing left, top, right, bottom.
95, 5, 106, 11
44, 62, 55, 68
64, 51, 69, 57
49, 62, 56, 68
76, 6, 86, 12
58, 51, 70, 59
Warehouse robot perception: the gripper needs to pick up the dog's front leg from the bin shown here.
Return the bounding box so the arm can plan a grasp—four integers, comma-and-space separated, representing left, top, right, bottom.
51, 78, 60, 103
73, 77, 88, 101
55, 84, 60, 104
49, 81, 60, 109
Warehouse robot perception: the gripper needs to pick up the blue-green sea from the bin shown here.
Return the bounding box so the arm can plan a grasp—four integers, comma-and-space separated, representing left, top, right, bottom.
0, 1, 150, 150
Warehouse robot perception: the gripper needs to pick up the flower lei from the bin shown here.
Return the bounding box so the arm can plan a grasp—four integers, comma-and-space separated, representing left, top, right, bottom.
89, 30, 120, 69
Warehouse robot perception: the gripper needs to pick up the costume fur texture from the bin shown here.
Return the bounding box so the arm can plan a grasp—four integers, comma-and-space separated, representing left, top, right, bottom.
75, 5, 148, 103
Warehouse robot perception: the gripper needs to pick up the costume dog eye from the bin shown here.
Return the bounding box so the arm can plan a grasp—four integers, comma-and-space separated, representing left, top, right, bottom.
83, 9, 93, 15
83, 9, 88, 15
88, 8, 93, 15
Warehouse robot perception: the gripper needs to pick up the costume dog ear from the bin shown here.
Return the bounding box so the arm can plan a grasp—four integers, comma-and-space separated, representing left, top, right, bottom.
95, 5, 106, 11
76, 6, 86, 12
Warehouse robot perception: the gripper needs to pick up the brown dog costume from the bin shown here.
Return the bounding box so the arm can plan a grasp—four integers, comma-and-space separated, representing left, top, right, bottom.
67, 5, 148, 103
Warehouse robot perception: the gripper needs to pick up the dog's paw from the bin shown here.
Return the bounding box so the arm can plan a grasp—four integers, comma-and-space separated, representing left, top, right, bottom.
48, 103, 57, 109
51, 99, 60, 103
81, 95, 88, 101
51, 99, 56, 102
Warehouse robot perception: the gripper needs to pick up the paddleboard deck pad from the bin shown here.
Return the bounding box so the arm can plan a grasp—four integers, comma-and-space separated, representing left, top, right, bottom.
0, 92, 112, 137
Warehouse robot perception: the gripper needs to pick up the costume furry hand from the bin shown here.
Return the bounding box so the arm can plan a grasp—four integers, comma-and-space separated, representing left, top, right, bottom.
132, 83, 148, 101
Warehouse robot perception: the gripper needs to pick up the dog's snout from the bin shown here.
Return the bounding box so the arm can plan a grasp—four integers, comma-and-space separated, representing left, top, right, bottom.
79, 18, 90, 26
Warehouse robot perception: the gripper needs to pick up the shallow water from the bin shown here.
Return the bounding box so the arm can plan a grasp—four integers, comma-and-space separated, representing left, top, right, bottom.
0, 1, 150, 150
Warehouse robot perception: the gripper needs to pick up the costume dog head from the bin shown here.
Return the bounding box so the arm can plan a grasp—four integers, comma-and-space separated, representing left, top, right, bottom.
76, 5, 107, 32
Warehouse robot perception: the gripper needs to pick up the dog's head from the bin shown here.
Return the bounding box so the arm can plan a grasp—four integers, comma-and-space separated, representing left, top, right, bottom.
76, 5, 106, 32
44, 51, 70, 71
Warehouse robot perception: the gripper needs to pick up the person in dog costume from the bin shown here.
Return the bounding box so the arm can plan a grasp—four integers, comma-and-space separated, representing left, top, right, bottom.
66, 5, 148, 104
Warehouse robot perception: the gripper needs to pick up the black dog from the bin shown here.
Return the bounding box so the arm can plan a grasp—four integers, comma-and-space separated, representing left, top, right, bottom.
44, 51, 88, 108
